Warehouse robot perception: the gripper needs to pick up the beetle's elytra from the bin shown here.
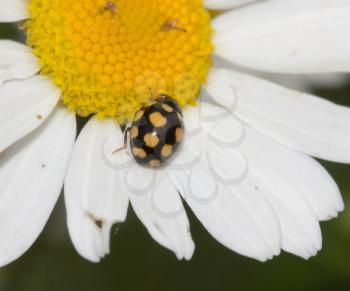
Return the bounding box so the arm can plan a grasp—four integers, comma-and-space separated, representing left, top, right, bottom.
129, 95, 184, 168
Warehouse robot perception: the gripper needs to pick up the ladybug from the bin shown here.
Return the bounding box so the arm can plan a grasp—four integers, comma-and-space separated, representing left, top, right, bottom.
126, 95, 185, 168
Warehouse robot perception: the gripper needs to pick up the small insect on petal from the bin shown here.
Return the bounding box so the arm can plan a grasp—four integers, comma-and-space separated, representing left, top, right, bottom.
128, 95, 185, 168
104, 1, 117, 13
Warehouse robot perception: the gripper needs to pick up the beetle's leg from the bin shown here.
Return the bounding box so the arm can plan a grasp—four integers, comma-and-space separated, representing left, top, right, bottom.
124, 126, 131, 146
113, 127, 131, 154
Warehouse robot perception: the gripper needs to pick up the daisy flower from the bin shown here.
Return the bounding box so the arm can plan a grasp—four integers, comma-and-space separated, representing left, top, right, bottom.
1, 0, 350, 266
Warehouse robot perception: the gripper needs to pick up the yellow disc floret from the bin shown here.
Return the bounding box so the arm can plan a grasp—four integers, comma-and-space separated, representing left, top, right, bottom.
26, 0, 213, 123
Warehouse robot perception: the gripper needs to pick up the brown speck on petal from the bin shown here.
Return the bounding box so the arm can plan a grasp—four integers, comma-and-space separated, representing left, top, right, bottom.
87, 212, 105, 229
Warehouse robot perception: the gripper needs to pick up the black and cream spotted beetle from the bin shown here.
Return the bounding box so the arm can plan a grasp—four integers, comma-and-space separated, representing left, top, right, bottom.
122, 94, 184, 168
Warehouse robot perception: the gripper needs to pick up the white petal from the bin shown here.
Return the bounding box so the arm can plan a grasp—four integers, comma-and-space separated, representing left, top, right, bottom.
204, 71, 236, 110
0, 40, 39, 87
0, 0, 28, 22
203, 0, 258, 10
242, 129, 343, 221
239, 128, 323, 258
208, 69, 350, 163
64, 117, 129, 262
178, 103, 340, 259
169, 158, 280, 262
0, 107, 76, 266
213, 0, 350, 73
125, 163, 156, 195
207, 113, 245, 148
167, 106, 282, 261
128, 170, 194, 260
0, 76, 60, 153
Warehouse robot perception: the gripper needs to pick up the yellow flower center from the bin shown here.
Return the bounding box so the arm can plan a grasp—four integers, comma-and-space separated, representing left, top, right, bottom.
26, 0, 213, 123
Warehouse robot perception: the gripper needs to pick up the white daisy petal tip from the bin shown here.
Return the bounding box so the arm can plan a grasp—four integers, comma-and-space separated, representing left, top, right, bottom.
184, 241, 195, 261
172, 227, 195, 261
65, 207, 119, 263
234, 127, 327, 260
128, 171, 195, 261
86, 218, 115, 262
65, 117, 130, 263
285, 236, 322, 260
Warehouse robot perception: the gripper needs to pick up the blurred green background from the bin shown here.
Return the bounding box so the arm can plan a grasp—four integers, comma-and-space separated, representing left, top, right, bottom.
1, 23, 350, 291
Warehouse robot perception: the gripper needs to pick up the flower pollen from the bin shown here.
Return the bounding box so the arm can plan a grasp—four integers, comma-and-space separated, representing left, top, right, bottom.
26, 0, 213, 123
